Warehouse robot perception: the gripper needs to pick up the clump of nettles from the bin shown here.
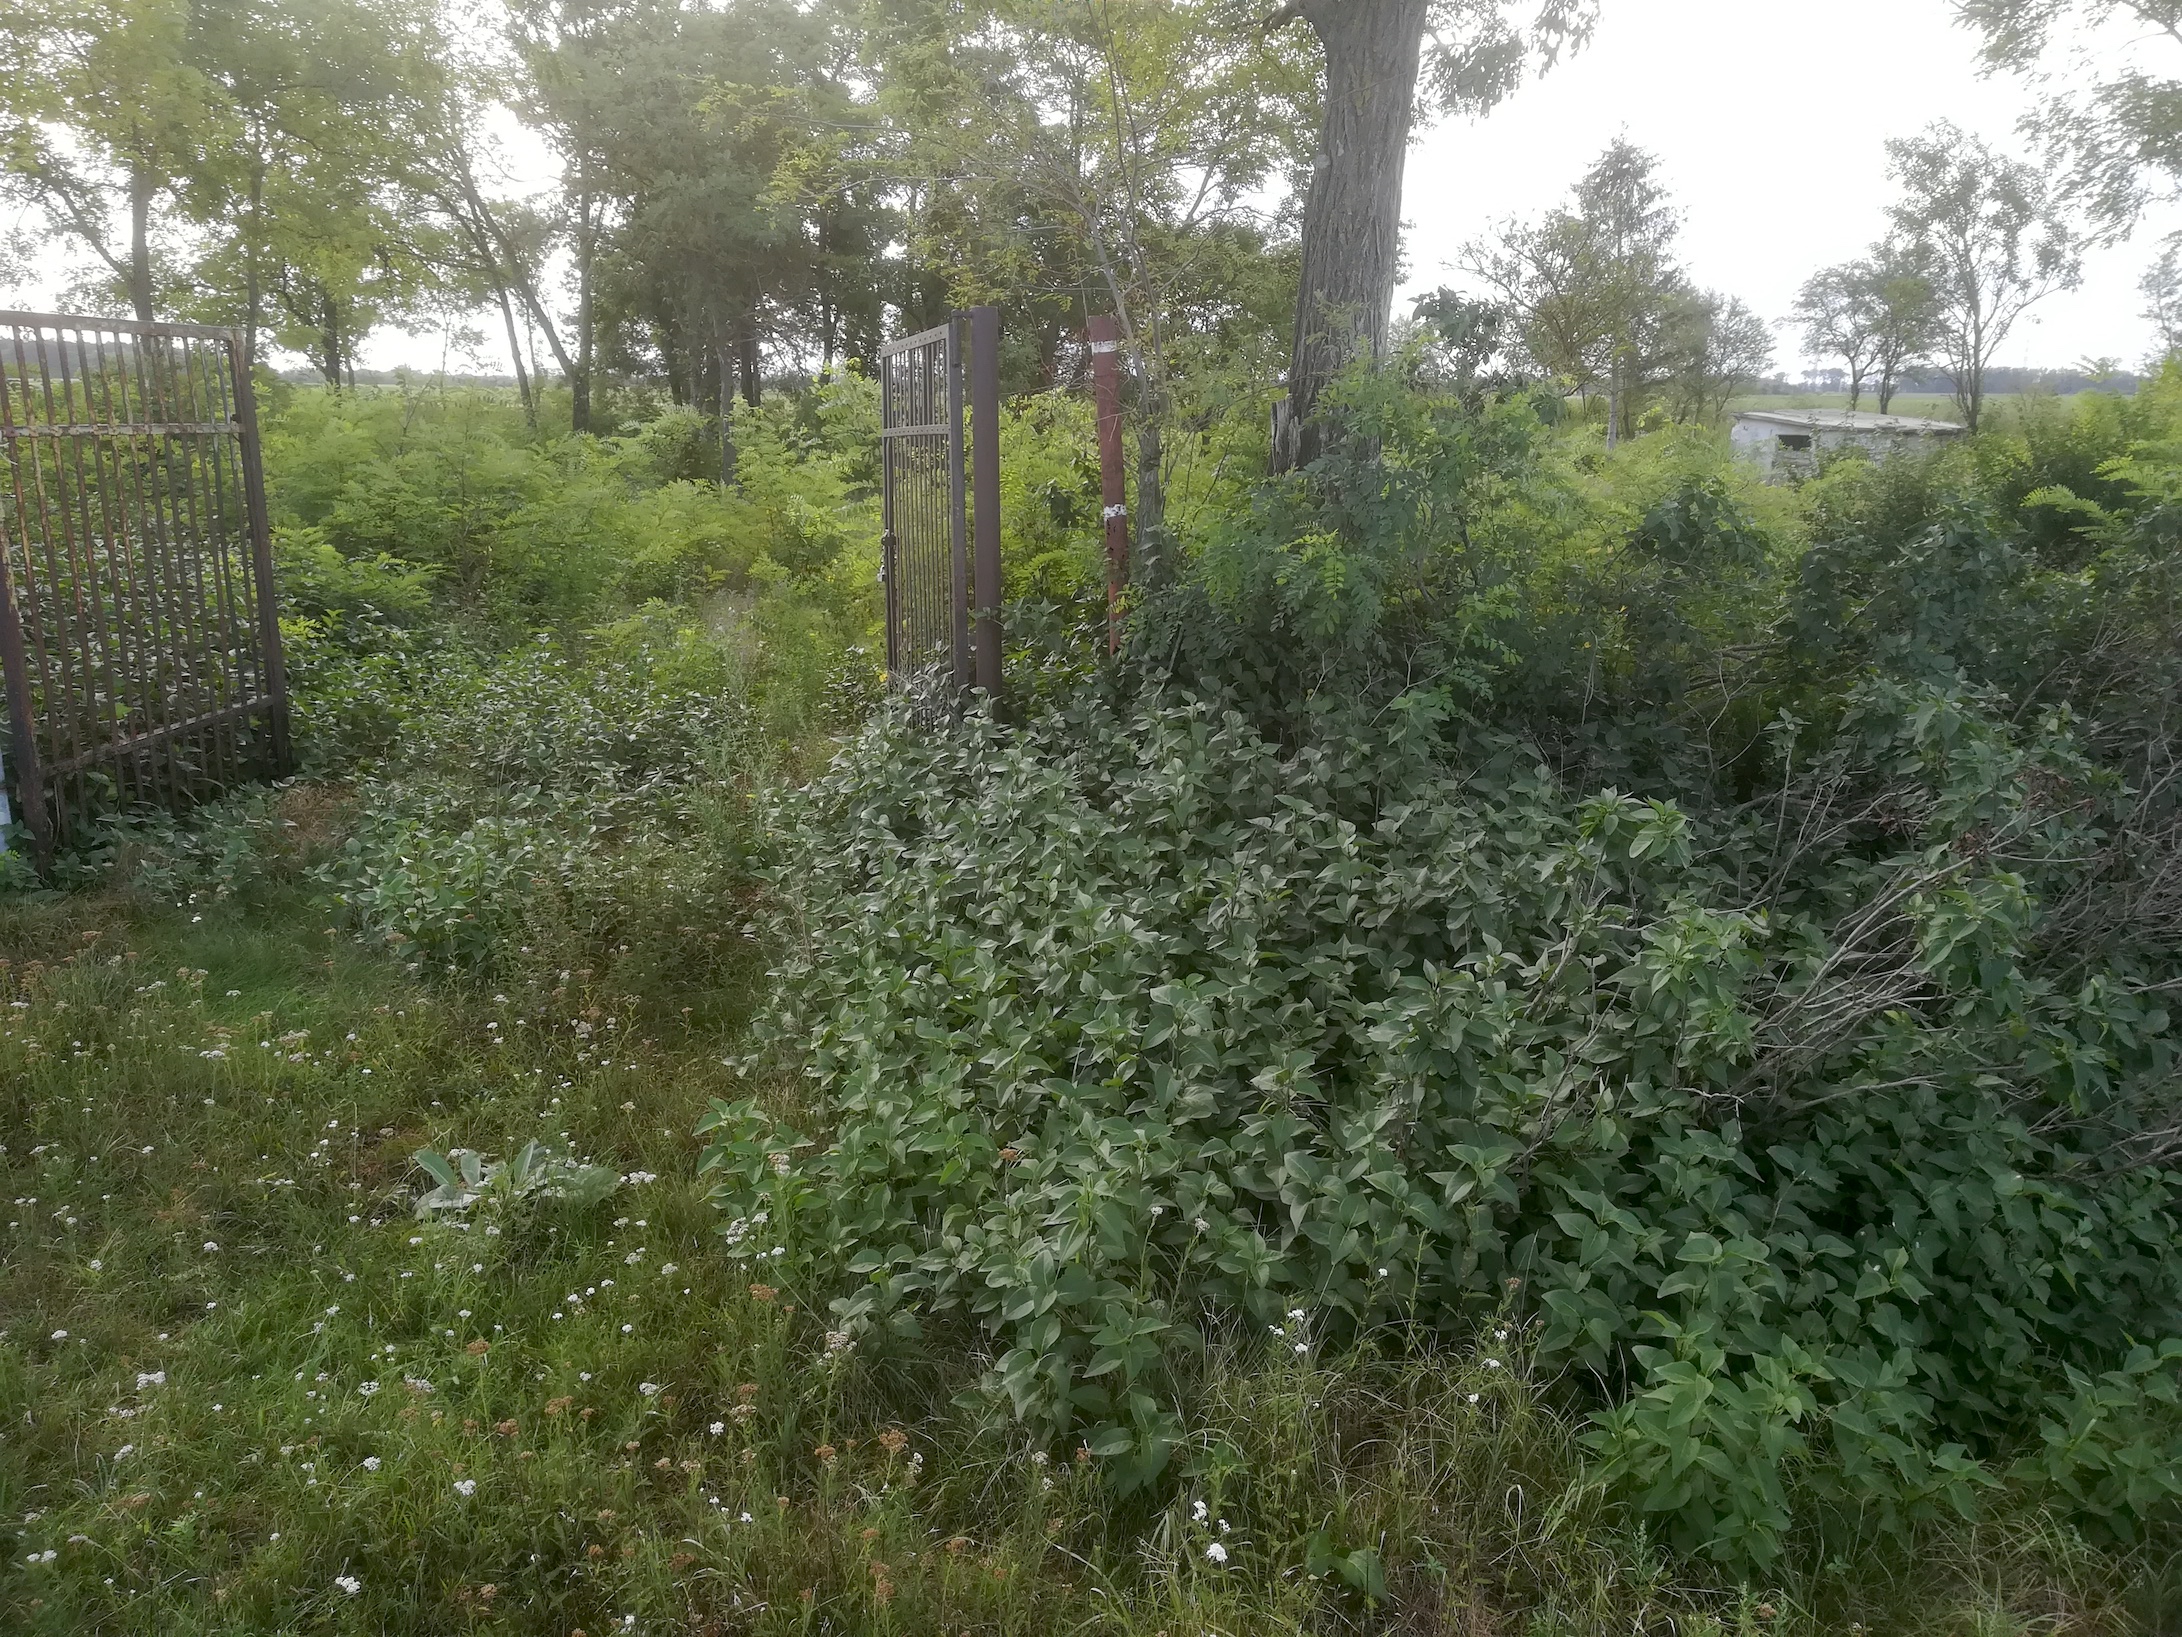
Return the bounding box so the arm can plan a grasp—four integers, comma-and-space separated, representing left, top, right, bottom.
703, 680, 2182, 1568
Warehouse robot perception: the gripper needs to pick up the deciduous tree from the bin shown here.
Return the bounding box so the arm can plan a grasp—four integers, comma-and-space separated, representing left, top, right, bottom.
1793, 261, 1882, 410
2143, 245, 2182, 364
1956, 0, 2182, 237
1794, 247, 1941, 413
874, 0, 1316, 541
0, 0, 211, 320
183, 0, 445, 378
1863, 240, 1940, 413
1885, 122, 2079, 430
1268, 0, 1596, 471
1466, 140, 1759, 436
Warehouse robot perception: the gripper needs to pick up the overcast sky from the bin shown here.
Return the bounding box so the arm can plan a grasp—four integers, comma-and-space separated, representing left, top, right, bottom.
1401, 0, 2182, 375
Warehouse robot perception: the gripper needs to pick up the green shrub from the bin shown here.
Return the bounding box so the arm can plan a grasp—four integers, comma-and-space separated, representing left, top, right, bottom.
703, 676, 2182, 1568
317, 625, 763, 994
256, 378, 881, 635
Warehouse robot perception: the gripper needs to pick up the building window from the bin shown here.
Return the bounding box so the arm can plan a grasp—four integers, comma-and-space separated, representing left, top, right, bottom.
1777, 433, 1813, 452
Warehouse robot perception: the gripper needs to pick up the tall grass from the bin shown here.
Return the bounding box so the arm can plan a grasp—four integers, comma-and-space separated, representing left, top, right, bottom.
0, 852, 2163, 1633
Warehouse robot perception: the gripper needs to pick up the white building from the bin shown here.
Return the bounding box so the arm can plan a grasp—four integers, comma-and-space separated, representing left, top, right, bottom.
1730, 408, 1965, 481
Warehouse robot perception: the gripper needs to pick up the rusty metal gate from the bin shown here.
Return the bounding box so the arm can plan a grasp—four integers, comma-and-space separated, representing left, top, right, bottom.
878, 307, 1002, 696
0, 312, 291, 866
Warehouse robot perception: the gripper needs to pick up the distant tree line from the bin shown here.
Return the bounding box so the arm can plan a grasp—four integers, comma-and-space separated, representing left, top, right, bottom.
1789, 363, 2145, 400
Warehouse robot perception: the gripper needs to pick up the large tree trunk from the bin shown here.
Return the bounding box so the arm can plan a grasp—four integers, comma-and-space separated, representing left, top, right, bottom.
571, 191, 596, 436
1136, 370, 1166, 576
318, 286, 344, 389
244, 155, 266, 362
738, 323, 761, 409
717, 328, 737, 485
1271, 0, 1430, 473
127, 161, 156, 322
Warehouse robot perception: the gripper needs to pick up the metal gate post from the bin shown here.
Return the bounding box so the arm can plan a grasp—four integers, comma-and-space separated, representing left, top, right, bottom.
229, 331, 292, 777
879, 347, 899, 676
0, 365, 51, 863
946, 314, 971, 690
968, 306, 1002, 696
0, 525, 50, 864
877, 316, 998, 701
1088, 316, 1129, 652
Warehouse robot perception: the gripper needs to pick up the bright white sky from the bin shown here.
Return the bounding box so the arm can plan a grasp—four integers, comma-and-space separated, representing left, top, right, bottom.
7, 0, 2175, 375
1402, 0, 2182, 374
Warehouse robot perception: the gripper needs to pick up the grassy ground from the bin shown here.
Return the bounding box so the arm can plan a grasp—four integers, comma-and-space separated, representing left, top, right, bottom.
0, 864, 2168, 1634
0, 882, 1649, 1636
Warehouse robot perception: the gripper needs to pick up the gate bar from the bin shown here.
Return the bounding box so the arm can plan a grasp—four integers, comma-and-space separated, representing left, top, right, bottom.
947, 314, 970, 690
232, 336, 292, 773
879, 334, 900, 677
968, 305, 1002, 695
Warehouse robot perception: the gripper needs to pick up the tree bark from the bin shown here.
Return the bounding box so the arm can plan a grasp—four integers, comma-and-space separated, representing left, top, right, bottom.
717, 327, 737, 485
571, 184, 596, 436
127, 160, 156, 322
1271, 0, 1430, 473
497, 281, 536, 428
244, 155, 266, 362
318, 285, 343, 389
738, 325, 761, 409
1135, 368, 1166, 576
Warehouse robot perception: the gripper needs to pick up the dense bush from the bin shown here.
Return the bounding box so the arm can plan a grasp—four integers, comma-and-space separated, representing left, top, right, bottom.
704, 679, 2182, 1566
314, 621, 769, 996
704, 370, 2182, 1572
261, 375, 882, 635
